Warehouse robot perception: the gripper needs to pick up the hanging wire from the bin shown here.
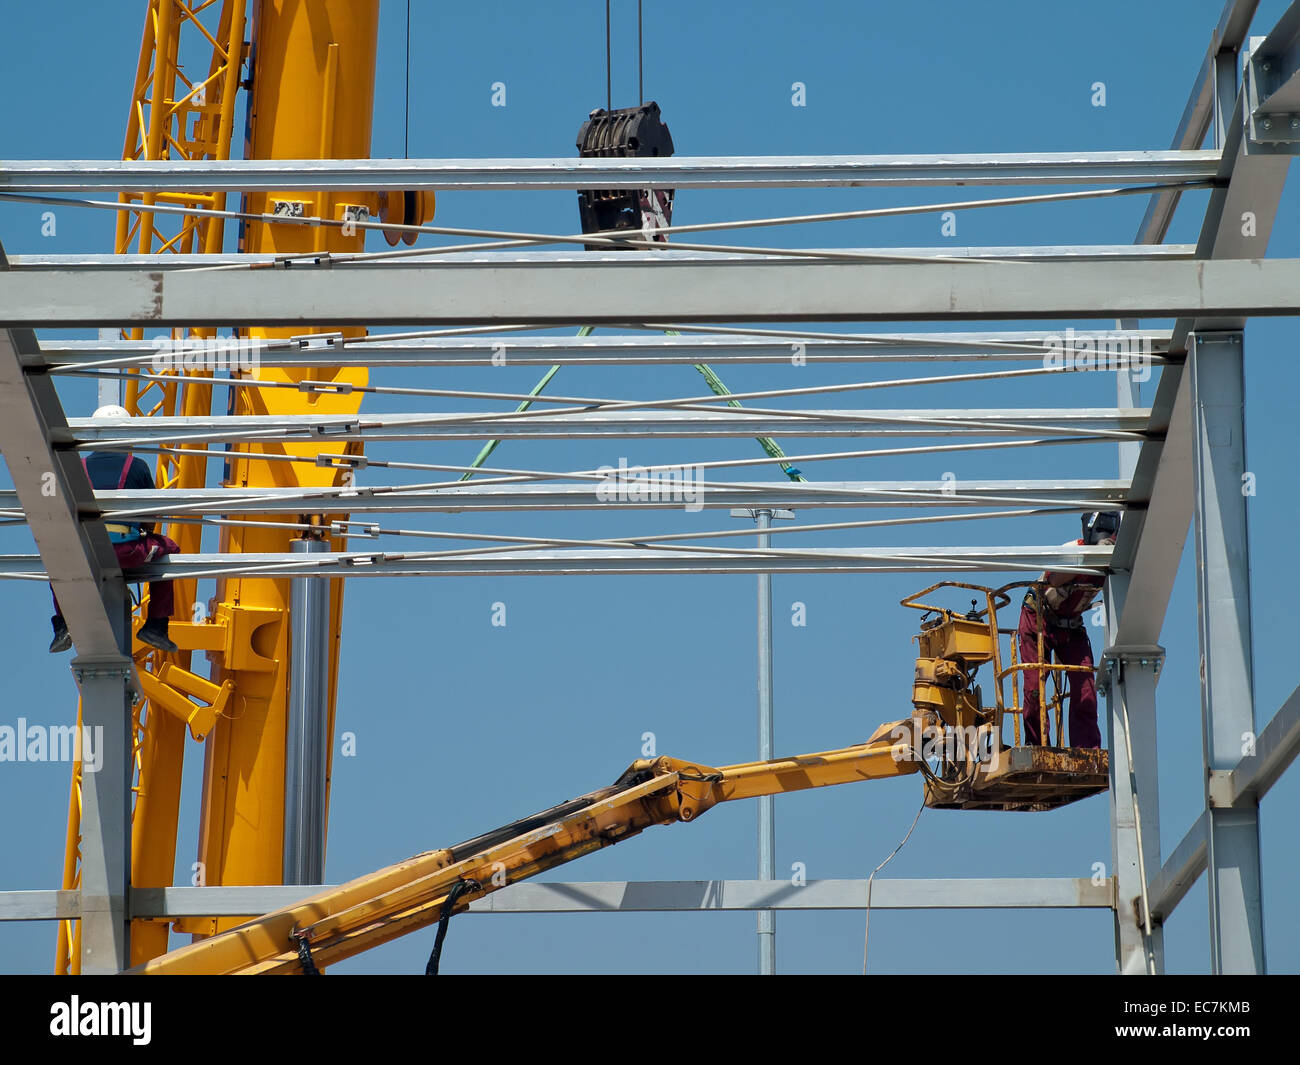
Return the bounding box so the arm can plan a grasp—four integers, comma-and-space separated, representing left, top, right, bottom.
43, 542, 1094, 584
54, 361, 1116, 413
110, 399, 1147, 443
638, 0, 644, 104
605, 0, 612, 110
0, 181, 1210, 274
404, 0, 411, 159
140, 506, 1094, 561
863, 797, 926, 974
90, 436, 1113, 522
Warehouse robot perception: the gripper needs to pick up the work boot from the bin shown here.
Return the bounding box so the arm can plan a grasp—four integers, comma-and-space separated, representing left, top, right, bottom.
137, 618, 178, 654
49, 615, 72, 654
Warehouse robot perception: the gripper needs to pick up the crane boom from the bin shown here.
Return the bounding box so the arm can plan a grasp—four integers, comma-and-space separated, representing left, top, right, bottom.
131, 721, 918, 974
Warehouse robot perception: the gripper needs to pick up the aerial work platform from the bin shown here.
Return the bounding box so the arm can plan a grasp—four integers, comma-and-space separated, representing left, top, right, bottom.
925, 745, 1110, 813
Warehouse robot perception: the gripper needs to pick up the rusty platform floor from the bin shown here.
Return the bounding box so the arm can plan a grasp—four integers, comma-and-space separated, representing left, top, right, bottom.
924, 744, 1109, 812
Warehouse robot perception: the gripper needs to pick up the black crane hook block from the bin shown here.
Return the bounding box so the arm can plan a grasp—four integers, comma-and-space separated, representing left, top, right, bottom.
575, 101, 675, 249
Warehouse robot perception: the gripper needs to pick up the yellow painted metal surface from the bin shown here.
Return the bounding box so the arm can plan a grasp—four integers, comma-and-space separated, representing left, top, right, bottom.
134, 735, 918, 974
60, 0, 435, 969
196, 0, 381, 921
124, 0, 249, 969
58, 0, 249, 974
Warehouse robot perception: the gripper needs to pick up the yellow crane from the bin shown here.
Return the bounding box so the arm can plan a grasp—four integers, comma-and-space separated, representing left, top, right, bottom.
58, 0, 431, 971
58, 3, 1107, 975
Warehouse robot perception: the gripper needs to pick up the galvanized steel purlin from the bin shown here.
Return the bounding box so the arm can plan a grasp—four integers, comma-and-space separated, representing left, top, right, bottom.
0, 151, 1223, 193
4, 258, 1300, 328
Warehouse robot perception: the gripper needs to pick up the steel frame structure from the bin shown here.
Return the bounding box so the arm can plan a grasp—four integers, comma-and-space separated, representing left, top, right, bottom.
2, 0, 1299, 975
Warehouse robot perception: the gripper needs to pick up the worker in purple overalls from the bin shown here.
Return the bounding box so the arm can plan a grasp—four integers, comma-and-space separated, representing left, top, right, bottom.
1017, 511, 1118, 749
49, 405, 180, 655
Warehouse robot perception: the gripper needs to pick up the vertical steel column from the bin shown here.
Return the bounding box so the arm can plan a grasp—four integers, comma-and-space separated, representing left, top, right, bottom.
1104, 352, 1164, 974
96, 328, 121, 410
755, 509, 776, 975
75, 590, 134, 974
283, 538, 331, 884
1189, 330, 1265, 973
1102, 608, 1165, 973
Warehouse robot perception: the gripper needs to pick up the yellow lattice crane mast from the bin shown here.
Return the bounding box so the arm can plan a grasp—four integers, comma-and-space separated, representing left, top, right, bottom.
58, 0, 432, 972
58, 0, 250, 974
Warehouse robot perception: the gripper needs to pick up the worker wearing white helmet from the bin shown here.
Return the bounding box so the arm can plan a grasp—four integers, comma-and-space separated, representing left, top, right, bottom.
49, 405, 181, 655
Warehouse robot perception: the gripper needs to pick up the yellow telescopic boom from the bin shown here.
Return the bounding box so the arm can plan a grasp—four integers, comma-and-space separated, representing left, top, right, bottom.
131, 722, 917, 974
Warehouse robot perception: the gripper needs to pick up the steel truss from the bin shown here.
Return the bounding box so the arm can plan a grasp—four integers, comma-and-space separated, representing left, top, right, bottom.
1, 0, 1298, 976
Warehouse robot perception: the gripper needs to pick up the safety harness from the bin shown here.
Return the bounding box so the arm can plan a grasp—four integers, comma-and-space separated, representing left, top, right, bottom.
1024, 580, 1101, 629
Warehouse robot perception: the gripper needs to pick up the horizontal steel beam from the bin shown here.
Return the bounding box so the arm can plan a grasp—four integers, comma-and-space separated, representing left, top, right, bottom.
5, 258, 1300, 327
1149, 812, 1209, 923
0, 544, 1111, 581
129, 885, 328, 919
466, 878, 1115, 912
112, 878, 1114, 919
0, 889, 81, 921
59, 479, 1133, 517
61, 408, 1152, 445
36, 329, 1176, 368
0, 151, 1222, 193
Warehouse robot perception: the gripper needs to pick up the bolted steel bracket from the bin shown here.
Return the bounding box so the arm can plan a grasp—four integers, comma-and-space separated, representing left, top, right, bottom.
729, 508, 796, 521
1244, 41, 1300, 153
1207, 768, 1237, 809
71, 665, 132, 683
1099, 645, 1164, 697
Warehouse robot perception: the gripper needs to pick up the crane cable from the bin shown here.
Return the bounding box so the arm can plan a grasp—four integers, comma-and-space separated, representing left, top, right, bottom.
862, 714, 990, 973
404, 0, 411, 158
604, 0, 646, 109
862, 796, 925, 975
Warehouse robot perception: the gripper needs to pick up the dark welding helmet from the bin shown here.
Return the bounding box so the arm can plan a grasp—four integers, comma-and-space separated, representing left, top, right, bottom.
1082, 511, 1121, 544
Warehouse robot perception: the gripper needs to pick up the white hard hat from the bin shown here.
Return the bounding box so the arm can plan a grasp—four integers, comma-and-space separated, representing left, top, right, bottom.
91, 404, 130, 420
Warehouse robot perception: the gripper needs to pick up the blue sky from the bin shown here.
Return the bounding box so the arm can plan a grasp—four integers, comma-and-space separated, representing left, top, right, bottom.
1, 0, 1297, 974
